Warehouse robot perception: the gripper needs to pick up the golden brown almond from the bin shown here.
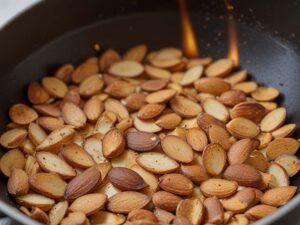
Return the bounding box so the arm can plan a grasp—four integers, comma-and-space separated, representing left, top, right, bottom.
9, 104, 38, 125
111, 149, 138, 168
245, 204, 277, 220
203, 98, 229, 122
116, 118, 133, 132
94, 111, 117, 135
186, 128, 208, 152
83, 97, 104, 121
105, 98, 129, 121
107, 191, 150, 213
49, 201, 69, 225
28, 82, 50, 104
266, 138, 299, 160
105, 81, 135, 98
141, 79, 169, 92
268, 163, 289, 188
197, 112, 225, 133
180, 164, 209, 183
170, 96, 202, 118
127, 209, 157, 222
28, 123, 47, 146
159, 173, 193, 196
275, 154, 300, 177
90, 211, 125, 225
16, 194, 55, 211
194, 77, 231, 95
154, 207, 175, 224
103, 128, 125, 158
152, 191, 182, 212
108, 167, 147, 191
260, 107, 286, 132
0, 128, 27, 149
7, 168, 29, 197
123, 44, 147, 62
62, 102, 87, 128
205, 58, 234, 77
123, 93, 146, 111
69, 193, 107, 216
145, 64, 172, 79
260, 101, 278, 111
257, 132, 272, 149
94, 162, 112, 181
63, 90, 81, 105
55, 64, 74, 83
99, 49, 121, 72
226, 117, 260, 139
176, 198, 204, 225
33, 104, 61, 117
228, 138, 260, 165
272, 124, 296, 139
29, 172, 67, 199
224, 164, 262, 187
180, 65, 203, 86
168, 127, 186, 140
208, 124, 231, 150
145, 89, 177, 104
138, 103, 166, 120
65, 167, 101, 201
0, 149, 25, 177
245, 150, 269, 172
20, 206, 49, 224
202, 144, 227, 176
260, 186, 297, 207
109, 60, 144, 77
258, 172, 273, 190
72, 61, 99, 83
231, 102, 266, 123
161, 135, 194, 163
172, 216, 193, 225
219, 89, 247, 107
126, 131, 160, 152
78, 74, 103, 97
224, 69, 247, 85
227, 214, 249, 225
21, 138, 35, 155
251, 86, 279, 101
200, 178, 238, 198
233, 81, 257, 93
42, 77, 68, 98
25, 155, 40, 177
60, 212, 88, 225
37, 116, 64, 132
203, 196, 224, 224
155, 113, 182, 130
186, 57, 212, 68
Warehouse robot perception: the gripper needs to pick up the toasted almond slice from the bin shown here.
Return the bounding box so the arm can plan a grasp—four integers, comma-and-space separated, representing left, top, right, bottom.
205, 58, 234, 77
266, 138, 299, 160
186, 128, 208, 152
69, 193, 107, 216
63, 90, 81, 105
155, 113, 182, 130
154, 207, 175, 224
60, 212, 88, 225
42, 77, 68, 98
159, 173, 193, 196
123, 93, 146, 111
197, 112, 225, 133
49, 201, 69, 225
0, 128, 27, 149
260, 186, 297, 207
226, 117, 260, 139
123, 44, 147, 62
95, 181, 120, 198
29, 172, 67, 199
21, 138, 35, 155
208, 124, 231, 150
194, 77, 231, 95
144, 65, 172, 79
134, 117, 162, 133
204, 196, 224, 224
234, 82, 258, 95
116, 118, 133, 132
9, 104, 38, 125
153, 191, 182, 212
145, 89, 177, 104
107, 191, 150, 213
105, 98, 129, 121
90, 211, 125, 225
36, 125, 75, 152
227, 214, 248, 225
109, 60, 144, 77
54, 64, 74, 83
260, 107, 286, 132
170, 96, 202, 118
231, 102, 266, 123
99, 49, 121, 72
62, 102, 87, 128
25, 155, 40, 177
126, 131, 160, 152
36, 152, 76, 179
0, 149, 25, 177
202, 143, 227, 175
94, 111, 117, 135
224, 69, 247, 85
95, 162, 112, 180
138, 103, 165, 120
196, 92, 215, 102
37, 116, 64, 132
137, 152, 179, 174
203, 98, 229, 122
111, 149, 138, 169
260, 101, 278, 111
33, 104, 61, 117
268, 163, 289, 187
141, 79, 169, 92
186, 57, 212, 68
251, 87, 279, 101
161, 135, 193, 163
72, 61, 99, 83
7, 168, 29, 197
105, 80, 135, 98
79, 75, 104, 97
128, 209, 158, 222
83, 97, 104, 121
180, 164, 209, 183
219, 89, 247, 107
272, 124, 296, 139
257, 132, 272, 149
62, 143, 95, 168
152, 48, 182, 60
172, 72, 184, 83
17, 194, 55, 211
28, 123, 47, 146
245, 204, 277, 220
180, 65, 203, 86
245, 150, 269, 172
103, 128, 125, 158
176, 198, 204, 225
200, 178, 238, 198
180, 117, 198, 129
28, 82, 50, 104
168, 82, 183, 93
275, 154, 300, 177
83, 137, 107, 163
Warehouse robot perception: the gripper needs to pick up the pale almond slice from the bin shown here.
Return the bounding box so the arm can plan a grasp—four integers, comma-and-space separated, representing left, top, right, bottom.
134, 117, 162, 133
194, 77, 231, 95
203, 98, 229, 122
79, 74, 104, 97
266, 138, 299, 160
20, 206, 49, 223
116, 118, 133, 132
90, 211, 125, 225
42, 77, 68, 98
260, 107, 286, 132
245, 151, 269, 173
208, 124, 231, 150
171, 72, 184, 83
227, 214, 249, 225
62, 102, 87, 128
60, 212, 88, 225
0, 128, 27, 149
137, 103, 165, 120
272, 124, 296, 139
257, 132, 272, 149
260, 186, 297, 207
275, 154, 300, 177
245, 204, 277, 220
126, 131, 160, 152
186, 128, 208, 152
123, 44, 147, 62
83, 137, 107, 163
200, 178, 238, 198
36, 125, 75, 152
9, 104, 38, 125
202, 143, 227, 175
37, 116, 64, 132
205, 58, 234, 77
170, 96, 202, 118
145, 89, 177, 104
109, 60, 144, 77
105, 81, 135, 98
226, 117, 260, 139
99, 49, 121, 72
203, 196, 224, 224
180, 118, 198, 129
268, 163, 289, 187
103, 128, 125, 158
7, 168, 29, 197
196, 92, 215, 102
36, 151, 76, 179
84, 97, 104, 121
159, 173, 193, 196
16, 194, 55, 211
186, 57, 213, 68
105, 98, 129, 121
180, 65, 203, 86
251, 87, 279, 101
49, 201, 69, 225
33, 104, 61, 117
25, 155, 40, 177
260, 101, 278, 111
69, 193, 107, 216
141, 79, 169, 92
180, 164, 209, 183
62, 143, 95, 168
231, 102, 266, 123
161, 135, 193, 163
28, 123, 47, 146
168, 82, 183, 93
152, 48, 182, 60
154, 207, 175, 224
219, 89, 247, 107
29, 172, 67, 199
94, 111, 117, 135
136, 152, 179, 174
224, 69, 247, 85
0, 149, 25, 177
233, 81, 258, 94
111, 150, 138, 169
28, 82, 50, 104
107, 191, 150, 213
95, 182, 120, 198
127, 209, 158, 222
144, 65, 172, 79
176, 198, 204, 225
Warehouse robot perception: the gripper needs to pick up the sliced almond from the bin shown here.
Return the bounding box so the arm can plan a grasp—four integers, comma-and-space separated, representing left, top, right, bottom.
205, 58, 234, 77
49, 201, 69, 225
109, 60, 144, 77
63, 90, 81, 105
111, 149, 138, 169
152, 191, 182, 212
25, 155, 40, 177
94, 111, 117, 135
203, 196, 224, 224
126, 131, 160, 152
180, 164, 209, 183
186, 128, 207, 152
123, 93, 146, 111
145, 89, 177, 104
170, 96, 202, 118
137, 152, 179, 174
123, 44, 147, 62
90, 211, 125, 225
245, 204, 277, 220
7, 168, 29, 197
203, 98, 229, 122
84, 137, 107, 163
233, 81, 257, 93
186, 57, 212, 68
103, 128, 125, 158
202, 144, 227, 175
95, 182, 120, 198
245, 150, 269, 172
28, 123, 47, 146
138, 103, 165, 120
161, 135, 194, 163
72, 61, 99, 83
275, 154, 300, 177
141, 79, 169, 92
266, 138, 299, 160
54, 64, 74, 83
224, 69, 247, 85
128, 209, 157, 222
0, 128, 27, 149
60, 212, 88, 225
208, 124, 231, 150
105, 81, 134, 98
0, 149, 25, 177
33, 104, 61, 117
200, 178, 238, 198
180, 117, 198, 129
28, 82, 50, 104
197, 112, 225, 133
194, 77, 231, 95
144, 65, 172, 79
134, 117, 162, 133
180, 65, 203, 86
9, 104, 38, 125
62, 102, 87, 128
226, 117, 260, 139
83, 97, 104, 121
176, 198, 204, 225
257, 132, 272, 149
116, 118, 133, 132
149, 58, 182, 70
219, 89, 247, 107
37, 116, 64, 132
159, 173, 193, 196
231, 102, 266, 123
105, 98, 129, 121
99, 49, 121, 72
62, 143, 95, 168
260, 107, 286, 132
156, 113, 182, 130
260, 101, 278, 111
154, 207, 175, 224
42, 77, 68, 98
268, 163, 289, 187
17, 194, 54, 211
272, 123, 296, 139
251, 87, 279, 101
260, 186, 297, 207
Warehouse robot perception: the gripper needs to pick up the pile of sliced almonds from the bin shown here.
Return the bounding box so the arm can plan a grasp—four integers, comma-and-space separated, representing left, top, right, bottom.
0, 45, 299, 225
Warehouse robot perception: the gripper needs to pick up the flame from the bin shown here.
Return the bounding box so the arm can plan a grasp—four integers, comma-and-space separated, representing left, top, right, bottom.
225, 0, 239, 67
178, 0, 199, 58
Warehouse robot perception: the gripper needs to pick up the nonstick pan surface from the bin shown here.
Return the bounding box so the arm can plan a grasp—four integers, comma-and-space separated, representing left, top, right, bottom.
1, 0, 300, 224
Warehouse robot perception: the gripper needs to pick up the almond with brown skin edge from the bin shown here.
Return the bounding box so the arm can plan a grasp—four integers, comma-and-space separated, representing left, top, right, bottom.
103, 128, 125, 158
126, 131, 160, 152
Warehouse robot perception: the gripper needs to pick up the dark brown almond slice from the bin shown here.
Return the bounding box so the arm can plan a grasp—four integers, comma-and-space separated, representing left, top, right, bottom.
152, 191, 182, 212
99, 49, 121, 72
137, 103, 165, 120
205, 58, 234, 77
145, 89, 177, 104
7, 168, 29, 197
9, 104, 38, 125
170, 96, 202, 118
202, 144, 227, 175
102, 128, 125, 158
204, 196, 224, 224
186, 128, 208, 152
155, 113, 182, 130
0, 149, 25, 177
126, 131, 160, 152
123, 44, 147, 62
33, 104, 61, 117
159, 173, 193, 196
0, 128, 27, 149
141, 79, 169, 92
37, 116, 64, 132
194, 77, 231, 95
197, 112, 225, 133
200, 178, 238, 198
28, 82, 50, 104
123, 93, 146, 111
266, 138, 299, 160
109, 60, 144, 77
55, 64, 74, 83
231, 102, 266, 123
42, 77, 68, 98
105, 81, 135, 98
219, 89, 247, 107
180, 164, 209, 183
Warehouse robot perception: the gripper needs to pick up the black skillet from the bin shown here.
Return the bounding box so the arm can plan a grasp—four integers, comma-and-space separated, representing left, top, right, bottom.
1, 0, 300, 224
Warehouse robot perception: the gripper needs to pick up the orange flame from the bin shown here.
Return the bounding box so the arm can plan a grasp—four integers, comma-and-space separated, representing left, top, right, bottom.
225, 0, 239, 66
178, 0, 199, 58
